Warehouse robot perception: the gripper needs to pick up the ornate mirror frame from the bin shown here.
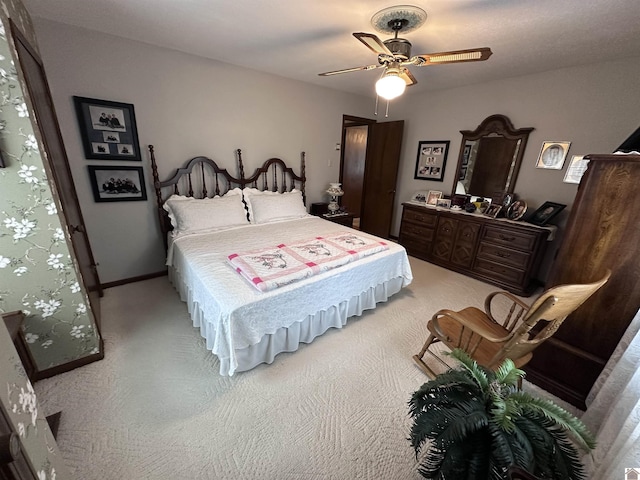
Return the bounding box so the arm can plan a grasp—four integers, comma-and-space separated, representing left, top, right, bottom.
451, 114, 534, 199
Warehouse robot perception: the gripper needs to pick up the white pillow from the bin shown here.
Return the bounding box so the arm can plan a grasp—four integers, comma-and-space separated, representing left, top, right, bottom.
246, 190, 308, 224
243, 188, 303, 223
163, 189, 247, 234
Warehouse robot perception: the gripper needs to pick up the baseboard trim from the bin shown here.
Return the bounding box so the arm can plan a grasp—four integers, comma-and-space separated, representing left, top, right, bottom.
101, 270, 168, 290
34, 337, 105, 381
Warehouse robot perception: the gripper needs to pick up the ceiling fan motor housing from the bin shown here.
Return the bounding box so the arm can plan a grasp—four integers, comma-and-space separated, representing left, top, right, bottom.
383, 38, 412, 61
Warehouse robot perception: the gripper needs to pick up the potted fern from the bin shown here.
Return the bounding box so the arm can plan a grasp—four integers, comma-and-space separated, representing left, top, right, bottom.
408, 349, 595, 480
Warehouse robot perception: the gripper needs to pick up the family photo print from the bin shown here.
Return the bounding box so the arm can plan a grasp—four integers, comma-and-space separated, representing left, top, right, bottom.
73, 96, 142, 161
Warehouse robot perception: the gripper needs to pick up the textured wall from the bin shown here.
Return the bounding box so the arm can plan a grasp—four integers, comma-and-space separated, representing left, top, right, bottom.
31, 19, 379, 284
0, 10, 100, 370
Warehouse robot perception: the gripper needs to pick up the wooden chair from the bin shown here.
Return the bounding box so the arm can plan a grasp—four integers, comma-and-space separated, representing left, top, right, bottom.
413, 270, 611, 378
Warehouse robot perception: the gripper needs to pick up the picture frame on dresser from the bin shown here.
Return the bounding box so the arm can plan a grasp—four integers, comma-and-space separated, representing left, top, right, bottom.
414, 140, 450, 181
506, 200, 527, 220
527, 201, 566, 226
73, 96, 141, 161
485, 204, 502, 218
426, 190, 443, 205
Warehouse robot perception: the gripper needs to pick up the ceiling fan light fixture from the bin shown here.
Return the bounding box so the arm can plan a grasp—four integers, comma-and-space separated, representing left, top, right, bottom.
376, 72, 406, 100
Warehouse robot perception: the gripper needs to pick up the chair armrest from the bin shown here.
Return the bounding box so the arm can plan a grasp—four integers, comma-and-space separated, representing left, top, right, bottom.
430, 309, 512, 343
484, 291, 530, 326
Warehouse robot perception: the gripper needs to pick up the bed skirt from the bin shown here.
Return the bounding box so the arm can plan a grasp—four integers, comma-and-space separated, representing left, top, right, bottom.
168, 267, 405, 375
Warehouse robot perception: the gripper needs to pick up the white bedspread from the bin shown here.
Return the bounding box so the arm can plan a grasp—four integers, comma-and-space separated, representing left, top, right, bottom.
168, 216, 413, 375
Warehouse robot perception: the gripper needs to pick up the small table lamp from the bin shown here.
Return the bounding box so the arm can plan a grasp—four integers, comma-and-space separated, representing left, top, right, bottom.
326, 182, 344, 214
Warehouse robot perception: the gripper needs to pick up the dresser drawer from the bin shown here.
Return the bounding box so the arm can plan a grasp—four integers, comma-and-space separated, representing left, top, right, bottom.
477, 243, 531, 269
482, 226, 538, 251
400, 223, 435, 241
474, 258, 525, 286
403, 208, 437, 227
401, 236, 431, 257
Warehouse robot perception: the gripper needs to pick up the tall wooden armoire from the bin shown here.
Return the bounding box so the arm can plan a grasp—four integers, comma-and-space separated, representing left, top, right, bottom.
524, 154, 640, 408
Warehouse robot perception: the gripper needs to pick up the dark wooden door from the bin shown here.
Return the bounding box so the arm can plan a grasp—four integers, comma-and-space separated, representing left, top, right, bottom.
10, 22, 102, 326
340, 125, 368, 216
359, 120, 404, 238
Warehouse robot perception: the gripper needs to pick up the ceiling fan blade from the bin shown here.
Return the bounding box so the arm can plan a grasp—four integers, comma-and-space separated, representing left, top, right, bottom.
353, 32, 394, 56
399, 67, 417, 86
414, 47, 492, 66
318, 64, 382, 76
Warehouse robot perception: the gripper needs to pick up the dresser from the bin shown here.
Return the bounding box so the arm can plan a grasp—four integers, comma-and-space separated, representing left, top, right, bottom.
399, 203, 550, 295
524, 154, 640, 408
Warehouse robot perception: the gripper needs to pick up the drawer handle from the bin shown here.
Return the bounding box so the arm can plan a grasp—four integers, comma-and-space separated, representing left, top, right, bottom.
499, 234, 515, 241
417, 215, 424, 221
496, 252, 510, 258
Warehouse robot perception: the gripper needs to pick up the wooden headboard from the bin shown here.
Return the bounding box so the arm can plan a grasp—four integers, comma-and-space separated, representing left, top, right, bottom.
242, 154, 306, 202
148, 145, 307, 248
148, 145, 244, 244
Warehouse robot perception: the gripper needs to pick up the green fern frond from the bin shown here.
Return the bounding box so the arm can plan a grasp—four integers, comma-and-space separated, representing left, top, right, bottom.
448, 348, 491, 391
486, 422, 516, 473
512, 392, 596, 451
490, 394, 522, 432
494, 358, 525, 388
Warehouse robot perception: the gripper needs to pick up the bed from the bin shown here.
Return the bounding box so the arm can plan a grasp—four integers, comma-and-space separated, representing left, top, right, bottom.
149, 146, 413, 375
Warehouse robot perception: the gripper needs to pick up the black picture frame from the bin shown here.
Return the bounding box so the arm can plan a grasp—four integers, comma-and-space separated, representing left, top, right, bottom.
73, 96, 141, 161
414, 140, 450, 182
527, 201, 566, 226
88, 165, 147, 202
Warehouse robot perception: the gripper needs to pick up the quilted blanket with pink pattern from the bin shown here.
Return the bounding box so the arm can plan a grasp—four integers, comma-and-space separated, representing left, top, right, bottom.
227, 232, 389, 292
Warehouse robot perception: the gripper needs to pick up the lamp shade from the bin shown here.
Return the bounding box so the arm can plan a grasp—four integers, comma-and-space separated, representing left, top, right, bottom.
376, 74, 406, 100
326, 182, 344, 197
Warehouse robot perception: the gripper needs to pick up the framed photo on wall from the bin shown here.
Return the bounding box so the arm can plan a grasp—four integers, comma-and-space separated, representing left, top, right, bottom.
535, 141, 571, 170
563, 155, 590, 184
414, 140, 450, 181
74, 96, 141, 161
88, 165, 147, 202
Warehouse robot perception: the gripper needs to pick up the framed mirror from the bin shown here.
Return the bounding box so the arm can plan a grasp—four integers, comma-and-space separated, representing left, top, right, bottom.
451, 115, 534, 199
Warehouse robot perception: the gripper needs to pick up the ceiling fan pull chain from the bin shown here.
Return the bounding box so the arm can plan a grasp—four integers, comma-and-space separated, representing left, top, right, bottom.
385, 99, 390, 118
374, 95, 379, 116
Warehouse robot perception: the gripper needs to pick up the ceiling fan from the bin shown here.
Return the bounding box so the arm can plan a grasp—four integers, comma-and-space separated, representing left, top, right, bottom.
319, 5, 492, 100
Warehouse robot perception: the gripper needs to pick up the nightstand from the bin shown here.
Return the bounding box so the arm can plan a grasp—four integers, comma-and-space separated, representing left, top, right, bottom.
321, 212, 355, 228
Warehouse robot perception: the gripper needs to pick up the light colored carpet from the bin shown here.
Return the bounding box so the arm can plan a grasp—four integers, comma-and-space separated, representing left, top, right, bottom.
34, 257, 573, 480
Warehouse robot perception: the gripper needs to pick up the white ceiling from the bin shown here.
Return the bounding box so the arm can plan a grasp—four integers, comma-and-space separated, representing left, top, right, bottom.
22, 0, 640, 97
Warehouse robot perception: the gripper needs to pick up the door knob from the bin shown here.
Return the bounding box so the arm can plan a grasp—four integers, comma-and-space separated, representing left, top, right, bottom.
0, 433, 20, 464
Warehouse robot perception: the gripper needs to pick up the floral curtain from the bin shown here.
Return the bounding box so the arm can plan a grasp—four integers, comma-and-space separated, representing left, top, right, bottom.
581, 309, 640, 478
